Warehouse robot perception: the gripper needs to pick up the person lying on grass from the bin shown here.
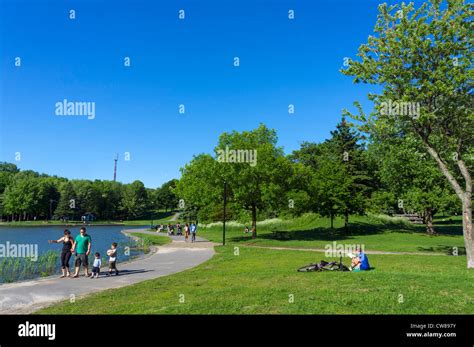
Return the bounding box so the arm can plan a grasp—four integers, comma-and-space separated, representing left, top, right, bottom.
350, 248, 370, 272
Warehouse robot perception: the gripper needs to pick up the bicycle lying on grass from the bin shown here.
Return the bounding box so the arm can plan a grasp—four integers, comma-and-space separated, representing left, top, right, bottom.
297, 256, 350, 272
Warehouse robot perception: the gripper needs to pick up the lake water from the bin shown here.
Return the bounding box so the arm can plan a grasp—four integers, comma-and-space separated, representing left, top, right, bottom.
0, 225, 146, 283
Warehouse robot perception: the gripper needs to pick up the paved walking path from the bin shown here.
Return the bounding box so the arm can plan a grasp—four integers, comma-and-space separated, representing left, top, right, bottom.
0, 229, 215, 314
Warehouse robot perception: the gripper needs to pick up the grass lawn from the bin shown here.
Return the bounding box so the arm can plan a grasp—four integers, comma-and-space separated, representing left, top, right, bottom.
198, 214, 466, 254
37, 245, 473, 314
129, 233, 172, 246
34, 214, 472, 315
122, 211, 176, 226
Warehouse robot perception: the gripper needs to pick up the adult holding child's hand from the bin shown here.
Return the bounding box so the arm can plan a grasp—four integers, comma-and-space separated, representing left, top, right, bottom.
71, 227, 92, 278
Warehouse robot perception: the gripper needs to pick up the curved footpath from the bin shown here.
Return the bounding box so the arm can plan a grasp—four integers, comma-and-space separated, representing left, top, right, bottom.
0, 229, 215, 314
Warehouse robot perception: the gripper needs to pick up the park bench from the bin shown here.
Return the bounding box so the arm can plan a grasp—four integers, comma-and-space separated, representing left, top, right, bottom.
392, 213, 424, 224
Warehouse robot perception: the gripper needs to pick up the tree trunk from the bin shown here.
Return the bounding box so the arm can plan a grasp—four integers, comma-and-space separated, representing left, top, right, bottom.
463, 195, 473, 268
424, 208, 435, 234
251, 204, 257, 239
344, 210, 349, 233
458, 161, 473, 269
422, 143, 473, 268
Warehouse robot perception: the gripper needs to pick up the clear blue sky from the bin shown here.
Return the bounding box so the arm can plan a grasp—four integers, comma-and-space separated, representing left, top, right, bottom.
0, 0, 421, 188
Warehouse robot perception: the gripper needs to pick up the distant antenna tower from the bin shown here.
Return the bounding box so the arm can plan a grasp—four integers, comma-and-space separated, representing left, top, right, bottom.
113, 153, 118, 181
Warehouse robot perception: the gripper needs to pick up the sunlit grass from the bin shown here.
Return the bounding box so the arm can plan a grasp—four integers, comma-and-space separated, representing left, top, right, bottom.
37, 246, 473, 314
129, 233, 172, 247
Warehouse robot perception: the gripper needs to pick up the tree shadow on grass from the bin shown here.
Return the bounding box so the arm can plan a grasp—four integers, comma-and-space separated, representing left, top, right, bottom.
228, 218, 462, 244
429, 225, 463, 236
229, 220, 398, 243
416, 245, 466, 255
392, 224, 462, 236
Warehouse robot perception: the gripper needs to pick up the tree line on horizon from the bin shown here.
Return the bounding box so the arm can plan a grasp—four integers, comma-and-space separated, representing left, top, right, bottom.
0, 164, 179, 222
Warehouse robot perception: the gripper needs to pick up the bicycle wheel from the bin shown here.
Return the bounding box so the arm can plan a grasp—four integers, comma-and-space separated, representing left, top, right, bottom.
321, 262, 339, 271
297, 264, 318, 272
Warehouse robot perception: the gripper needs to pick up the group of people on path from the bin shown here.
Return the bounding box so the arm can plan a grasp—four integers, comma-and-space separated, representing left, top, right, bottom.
156, 222, 198, 243
48, 227, 120, 279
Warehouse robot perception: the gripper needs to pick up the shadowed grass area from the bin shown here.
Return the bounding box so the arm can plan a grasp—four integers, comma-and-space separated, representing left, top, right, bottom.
197, 214, 465, 254
36, 245, 473, 314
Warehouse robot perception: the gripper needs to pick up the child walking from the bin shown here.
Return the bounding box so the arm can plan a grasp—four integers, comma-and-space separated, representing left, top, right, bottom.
91, 252, 101, 279
107, 242, 120, 276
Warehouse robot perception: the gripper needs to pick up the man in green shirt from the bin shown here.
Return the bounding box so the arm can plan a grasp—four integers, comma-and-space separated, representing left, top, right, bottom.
71, 227, 92, 278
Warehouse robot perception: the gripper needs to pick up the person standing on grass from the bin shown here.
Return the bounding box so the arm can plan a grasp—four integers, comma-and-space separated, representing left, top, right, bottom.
190, 222, 197, 243
48, 229, 74, 278
71, 227, 92, 278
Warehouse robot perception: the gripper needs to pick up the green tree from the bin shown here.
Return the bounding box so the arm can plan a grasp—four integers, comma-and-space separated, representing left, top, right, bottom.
371, 136, 458, 234
326, 117, 372, 230
93, 180, 123, 220
0, 162, 19, 220
215, 124, 293, 238
54, 182, 78, 220
2, 173, 58, 220
71, 180, 103, 217
0, 162, 19, 194
283, 162, 314, 217
175, 154, 222, 222
3, 171, 36, 220
121, 180, 149, 219
290, 120, 373, 229
155, 179, 179, 212
311, 147, 353, 229
342, 0, 474, 267
288, 142, 323, 170
3, 175, 32, 220
36, 177, 59, 219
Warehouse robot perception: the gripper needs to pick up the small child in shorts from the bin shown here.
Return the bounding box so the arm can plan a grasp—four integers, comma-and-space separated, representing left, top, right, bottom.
107, 242, 119, 276
91, 252, 101, 279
